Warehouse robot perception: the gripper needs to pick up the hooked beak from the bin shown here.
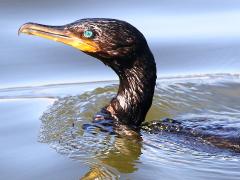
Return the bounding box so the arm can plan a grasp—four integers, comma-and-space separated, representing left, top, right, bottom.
18, 22, 100, 53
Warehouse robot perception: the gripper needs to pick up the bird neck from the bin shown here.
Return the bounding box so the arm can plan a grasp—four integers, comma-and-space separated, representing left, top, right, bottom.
106, 47, 156, 127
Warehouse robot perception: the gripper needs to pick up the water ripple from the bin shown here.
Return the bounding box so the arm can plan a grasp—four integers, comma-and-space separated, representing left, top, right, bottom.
2, 74, 240, 179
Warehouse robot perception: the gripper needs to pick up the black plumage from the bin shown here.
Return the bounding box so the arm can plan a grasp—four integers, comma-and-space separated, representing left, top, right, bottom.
19, 18, 240, 151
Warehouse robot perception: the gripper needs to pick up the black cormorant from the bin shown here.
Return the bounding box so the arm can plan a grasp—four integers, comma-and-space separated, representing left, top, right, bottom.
19, 19, 240, 151
19, 18, 156, 134
19, 18, 240, 152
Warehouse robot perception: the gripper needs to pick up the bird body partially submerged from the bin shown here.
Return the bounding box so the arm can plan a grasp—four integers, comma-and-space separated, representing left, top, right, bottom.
19, 18, 240, 152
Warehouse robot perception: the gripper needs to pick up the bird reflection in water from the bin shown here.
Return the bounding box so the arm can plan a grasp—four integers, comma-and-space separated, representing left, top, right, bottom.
81, 137, 142, 179
39, 93, 142, 179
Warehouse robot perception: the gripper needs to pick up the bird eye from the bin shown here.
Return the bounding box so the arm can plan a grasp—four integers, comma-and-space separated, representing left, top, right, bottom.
83, 30, 94, 38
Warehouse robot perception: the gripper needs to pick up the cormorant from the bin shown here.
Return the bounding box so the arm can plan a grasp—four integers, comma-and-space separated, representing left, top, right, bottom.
19, 19, 240, 151
19, 18, 156, 134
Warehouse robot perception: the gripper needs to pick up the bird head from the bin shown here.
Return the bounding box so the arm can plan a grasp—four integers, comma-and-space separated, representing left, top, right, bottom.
19, 18, 148, 68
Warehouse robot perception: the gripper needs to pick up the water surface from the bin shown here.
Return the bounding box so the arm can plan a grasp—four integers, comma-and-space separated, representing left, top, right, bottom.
1, 75, 240, 179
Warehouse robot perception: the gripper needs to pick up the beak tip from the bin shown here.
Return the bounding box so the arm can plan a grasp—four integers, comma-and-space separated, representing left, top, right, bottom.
18, 22, 34, 36
18, 27, 22, 36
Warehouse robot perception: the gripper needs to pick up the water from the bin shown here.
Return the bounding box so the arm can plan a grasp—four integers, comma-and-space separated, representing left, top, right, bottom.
1, 75, 240, 179
1, 0, 240, 179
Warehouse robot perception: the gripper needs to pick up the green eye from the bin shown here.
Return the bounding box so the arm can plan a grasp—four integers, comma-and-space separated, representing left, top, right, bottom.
83, 30, 93, 38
